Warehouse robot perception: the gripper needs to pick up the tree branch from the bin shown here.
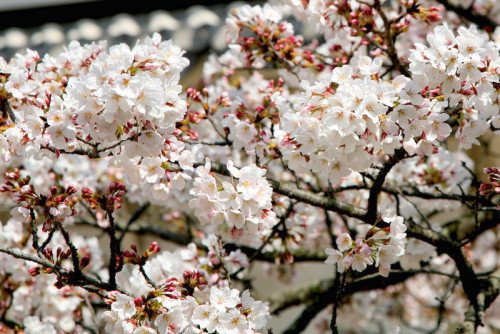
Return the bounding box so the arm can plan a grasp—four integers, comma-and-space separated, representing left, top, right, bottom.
405, 219, 482, 323
58, 222, 82, 279
434, 0, 498, 31
365, 148, 408, 224
279, 271, 416, 333
0, 246, 125, 293
455, 270, 500, 333
106, 210, 120, 290
200, 161, 367, 220
118, 203, 150, 246
75, 220, 328, 263
373, 0, 411, 77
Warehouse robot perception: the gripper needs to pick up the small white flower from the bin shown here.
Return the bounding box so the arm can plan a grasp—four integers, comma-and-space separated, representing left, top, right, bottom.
351, 253, 372, 272
133, 326, 157, 334
192, 304, 217, 332
209, 286, 240, 312
111, 293, 137, 319
325, 248, 345, 272
139, 157, 164, 184
336, 233, 352, 252
219, 309, 248, 334
10, 207, 30, 223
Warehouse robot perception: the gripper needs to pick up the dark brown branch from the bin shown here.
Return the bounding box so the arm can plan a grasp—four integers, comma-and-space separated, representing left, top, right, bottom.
138, 224, 327, 263
373, 0, 411, 77
44, 144, 96, 158
0, 246, 123, 293
196, 161, 367, 220
29, 208, 40, 252
268, 178, 366, 220
279, 271, 416, 333
106, 210, 120, 290
76, 135, 98, 148
75, 220, 328, 263
365, 148, 408, 224
58, 223, 82, 279
96, 133, 142, 154
118, 203, 150, 246
429, 276, 459, 334
434, 0, 498, 31
459, 211, 500, 246
330, 271, 347, 334
455, 270, 500, 333
44, 133, 142, 159
40, 228, 56, 253
381, 186, 490, 205
139, 265, 157, 288
2, 97, 16, 123
406, 220, 481, 319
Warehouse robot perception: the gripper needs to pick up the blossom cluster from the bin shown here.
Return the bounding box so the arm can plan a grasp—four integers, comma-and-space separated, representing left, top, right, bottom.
324, 215, 406, 276
189, 160, 277, 237
408, 22, 500, 149
479, 167, 500, 209
0, 225, 102, 332
226, 4, 299, 68
277, 60, 406, 183
0, 33, 195, 204
104, 286, 269, 334
1, 0, 500, 333
280, 0, 441, 44
103, 238, 269, 334
220, 75, 283, 158
3, 169, 78, 231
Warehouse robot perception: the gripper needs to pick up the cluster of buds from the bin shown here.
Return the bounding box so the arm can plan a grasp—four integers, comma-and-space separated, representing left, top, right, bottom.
82, 181, 126, 212
344, 4, 376, 37
105, 277, 188, 325
158, 278, 182, 299
237, 23, 301, 67
310, 44, 347, 69
181, 270, 208, 296
122, 242, 161, 266
28, 247, 72, 278
479, 168, 500, 208
1, 169, 33, 202
327, 1, 440, 55
2, 169, 78, 231
226, 4, 303, 68
402, 1, 441, 25
181, 87, 231, 141
220, 77, 285, 157
44, 185, 78, 227
185, 88, 231, 114
232, 78, 283, 124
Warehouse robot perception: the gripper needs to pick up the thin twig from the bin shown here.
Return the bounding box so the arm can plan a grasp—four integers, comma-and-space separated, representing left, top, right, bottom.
118, 203, 150, 246
58, 222, 82, 279
0, 246, 127, 294
139, 265, 157, 288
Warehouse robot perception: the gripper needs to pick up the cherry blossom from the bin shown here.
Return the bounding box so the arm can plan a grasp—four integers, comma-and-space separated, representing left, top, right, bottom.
0, 1, 499, 333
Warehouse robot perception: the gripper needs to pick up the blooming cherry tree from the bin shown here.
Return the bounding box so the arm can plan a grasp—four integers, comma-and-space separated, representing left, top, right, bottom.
0, 0, 500, 333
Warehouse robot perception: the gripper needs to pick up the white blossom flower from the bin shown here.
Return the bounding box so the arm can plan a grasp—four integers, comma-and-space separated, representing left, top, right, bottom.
111, 293, 137, 319
219, 309, 248, 334
139, 157, 165, 184
209, 286, 240, 312
192, 305, 217, 332
336, 233, 353, 252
